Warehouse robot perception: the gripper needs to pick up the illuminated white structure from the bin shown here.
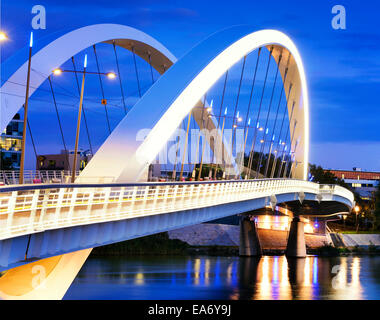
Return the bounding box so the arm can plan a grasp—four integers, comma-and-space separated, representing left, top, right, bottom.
0, 24, 346, 300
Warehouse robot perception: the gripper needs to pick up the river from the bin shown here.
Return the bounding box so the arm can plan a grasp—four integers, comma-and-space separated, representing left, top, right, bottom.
64, 255, 380, 300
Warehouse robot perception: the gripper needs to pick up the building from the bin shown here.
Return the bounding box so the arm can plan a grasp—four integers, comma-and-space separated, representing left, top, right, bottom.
327, 168, 380, 200
36, 149, 92, 171
0, 113, 23, 170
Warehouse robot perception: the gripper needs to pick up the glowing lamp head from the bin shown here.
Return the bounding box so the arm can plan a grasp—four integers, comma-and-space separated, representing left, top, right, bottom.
53, 68, 63, 76
29, 32, 33, 47
83, 54, 88, 68
207, 107, 212, 112
354, 205, 360, 213
233, 124, 237, 128
107, 72, 116, 79
260, 139, 264, 143
0, 31, 8, 41
224, 107, 228, 115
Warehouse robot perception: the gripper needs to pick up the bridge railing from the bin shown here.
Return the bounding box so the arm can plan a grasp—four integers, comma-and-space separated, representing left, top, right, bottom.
319, 184, 354, 202
0, 179, 354, 241
0, 170, 81, 185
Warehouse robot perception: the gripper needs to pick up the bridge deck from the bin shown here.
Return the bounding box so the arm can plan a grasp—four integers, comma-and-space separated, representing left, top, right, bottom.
0, 179, 354, 242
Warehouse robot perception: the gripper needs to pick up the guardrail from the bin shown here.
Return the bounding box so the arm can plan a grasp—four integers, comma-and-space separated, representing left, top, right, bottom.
0, 170, 80, 185
0, 179, 354, 241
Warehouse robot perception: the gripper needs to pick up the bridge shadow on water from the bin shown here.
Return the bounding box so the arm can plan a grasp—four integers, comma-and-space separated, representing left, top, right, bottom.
63, 254, 380, 300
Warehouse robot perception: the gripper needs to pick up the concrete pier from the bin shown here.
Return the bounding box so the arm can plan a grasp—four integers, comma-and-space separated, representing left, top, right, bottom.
239, 217, 262, 256
285, 217, 306, 257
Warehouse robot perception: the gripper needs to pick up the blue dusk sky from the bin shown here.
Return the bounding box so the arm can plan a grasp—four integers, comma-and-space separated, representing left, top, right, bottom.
1, 0, 380, 171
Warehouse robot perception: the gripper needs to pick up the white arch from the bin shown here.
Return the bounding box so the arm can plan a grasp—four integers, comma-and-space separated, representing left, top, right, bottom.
0, 23, 177, 132
81, 27, 309, 181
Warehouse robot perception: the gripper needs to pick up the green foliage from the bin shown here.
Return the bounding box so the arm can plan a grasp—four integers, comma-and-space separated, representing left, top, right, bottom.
309, 164, 347, 186
374, 183, 380, 230
91, 232, 190, 256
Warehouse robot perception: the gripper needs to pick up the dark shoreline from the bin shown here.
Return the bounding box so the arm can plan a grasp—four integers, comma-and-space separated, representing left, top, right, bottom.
90, 232, 380, 257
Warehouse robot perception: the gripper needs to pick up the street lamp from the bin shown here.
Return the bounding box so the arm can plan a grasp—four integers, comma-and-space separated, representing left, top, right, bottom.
19, 32, 34, 184
52, 57, 116, 183
354, 205, 360, 232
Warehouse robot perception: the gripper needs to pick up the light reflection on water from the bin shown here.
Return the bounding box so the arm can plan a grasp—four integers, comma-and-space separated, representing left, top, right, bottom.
64, 255, 380, 300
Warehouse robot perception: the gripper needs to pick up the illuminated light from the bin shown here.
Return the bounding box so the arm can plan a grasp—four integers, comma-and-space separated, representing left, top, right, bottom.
265, 128, 269, 134
106, 72, 116, 79
0, 31, 8, 41
273, 257, 278, 284
53, 68, 63, 75
29, 32, 33, 47
354, 205, 360, 214
238, 117, 242, 122
207, 107, 212, 112
248, 118, 251, 125
313, 257, 318, 284
304, 223, 313, 233
282, 142, 286, 145
259, 127, 264, 131
256, 122, 260, 129
83, 54, 88, 68
272, 134, 275, 141
260, 139, 264, 143
304, 256, 311, 285
224, 107, 228, 115
233, 124, 237, 128
134, 272, 145, 285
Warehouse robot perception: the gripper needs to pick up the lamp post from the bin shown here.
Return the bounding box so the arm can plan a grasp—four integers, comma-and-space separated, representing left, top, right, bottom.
19, 32, 33, 185
0, 32, 8, 170
52, 58, 116, 183
354, 205, 360, 232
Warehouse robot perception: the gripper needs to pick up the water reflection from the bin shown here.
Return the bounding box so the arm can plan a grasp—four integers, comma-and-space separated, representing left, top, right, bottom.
65, 255, 379, 300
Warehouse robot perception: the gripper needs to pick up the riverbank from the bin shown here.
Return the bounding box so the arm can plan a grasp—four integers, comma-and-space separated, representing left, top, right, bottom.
90, 230, 380, 257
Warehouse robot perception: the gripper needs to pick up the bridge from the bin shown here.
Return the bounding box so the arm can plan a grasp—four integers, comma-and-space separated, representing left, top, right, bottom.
0, 24, 354, 299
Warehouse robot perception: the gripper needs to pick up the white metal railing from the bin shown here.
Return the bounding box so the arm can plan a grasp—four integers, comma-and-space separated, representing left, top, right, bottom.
0, 179, 354, 241
0, 170, 81, 185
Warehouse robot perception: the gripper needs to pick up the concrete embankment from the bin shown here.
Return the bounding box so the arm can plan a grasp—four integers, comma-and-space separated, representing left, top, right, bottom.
340, 234, 380, 248
168, 223, 331, 251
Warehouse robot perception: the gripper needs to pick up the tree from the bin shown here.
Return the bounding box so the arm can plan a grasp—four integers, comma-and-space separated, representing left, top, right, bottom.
309, 164, 347, 186
374, 183, 380, 230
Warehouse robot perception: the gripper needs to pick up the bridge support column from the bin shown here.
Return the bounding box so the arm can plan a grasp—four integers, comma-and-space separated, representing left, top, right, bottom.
239, 216, 262, 256
285, 217, 306, 258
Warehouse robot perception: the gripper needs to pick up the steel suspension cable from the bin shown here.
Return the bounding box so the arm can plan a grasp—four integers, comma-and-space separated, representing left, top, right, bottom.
283, 118, 297, 178
240, 48, 261, 177
270, 72, 293, 178
148, 53, 155, 84
112, 40, 127, 115
212, 71, 228, 179
255, 53, 282, 178
231, 56, 246, 163
263, 53, 292, 177
47, 76, 71, 170
93, 45, 111, 134
71, 56, 93, 155
247, 46, 274, 177
131, 46, 142, 98
277, 101, 295, 177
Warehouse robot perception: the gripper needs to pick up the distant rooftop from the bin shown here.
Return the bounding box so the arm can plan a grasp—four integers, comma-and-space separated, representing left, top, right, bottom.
326, 169, 380, 180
